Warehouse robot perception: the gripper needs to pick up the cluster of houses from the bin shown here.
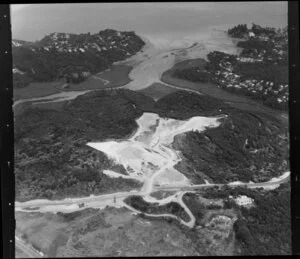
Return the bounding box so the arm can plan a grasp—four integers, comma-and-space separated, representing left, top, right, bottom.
229, 195, 254, 207
242, 28, 287, 61
12, 30, 144, 84
213, 68, 288, 104
209, 31, 288, 105
37, 31, 134, 56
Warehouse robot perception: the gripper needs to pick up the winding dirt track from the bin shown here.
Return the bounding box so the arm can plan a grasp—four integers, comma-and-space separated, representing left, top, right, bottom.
15, 172, 290, 229
15, 236, 43, 258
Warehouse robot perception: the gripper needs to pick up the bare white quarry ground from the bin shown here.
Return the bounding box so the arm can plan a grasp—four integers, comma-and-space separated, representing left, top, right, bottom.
267, 171, 290, 183
87, 112, 222, 194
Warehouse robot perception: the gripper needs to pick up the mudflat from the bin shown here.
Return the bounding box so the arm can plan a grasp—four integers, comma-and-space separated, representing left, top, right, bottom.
14, 64, 132, 101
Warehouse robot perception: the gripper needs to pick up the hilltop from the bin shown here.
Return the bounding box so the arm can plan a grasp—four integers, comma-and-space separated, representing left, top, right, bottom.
12, 29, 145, 87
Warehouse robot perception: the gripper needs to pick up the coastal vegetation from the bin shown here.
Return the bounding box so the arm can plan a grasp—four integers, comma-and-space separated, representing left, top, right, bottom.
12, 29, 145, 88
171, 24, 288, 110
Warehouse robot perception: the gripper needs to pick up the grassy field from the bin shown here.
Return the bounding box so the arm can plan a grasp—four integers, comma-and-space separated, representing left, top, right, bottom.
137, 82, 178, 100
15, 207, 203, 257
14, 81, 64, 101
161, 59, 288, 126
15, 211, 71, 257
13, 65, 132, 101
15, 187, 290, 257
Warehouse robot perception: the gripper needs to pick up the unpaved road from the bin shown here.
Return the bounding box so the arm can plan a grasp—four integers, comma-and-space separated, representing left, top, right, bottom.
157, 172, 290, 191
15, 171, 290, 225
15, 236, 43, 258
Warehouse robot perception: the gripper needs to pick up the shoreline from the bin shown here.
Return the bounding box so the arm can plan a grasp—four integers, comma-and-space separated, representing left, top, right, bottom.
13, 63, 135, 104
160, 58, 288, 125
12, 35, 155, 108
13, 66, 134, 112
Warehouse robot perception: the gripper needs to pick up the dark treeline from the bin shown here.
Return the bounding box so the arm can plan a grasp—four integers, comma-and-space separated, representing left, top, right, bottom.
12, 30, 145, 88
228, 23, 277, 38
233, 186, 291, 255
124, 195, 190, 221
173, 108, 288, 184
184, 185, 291, 255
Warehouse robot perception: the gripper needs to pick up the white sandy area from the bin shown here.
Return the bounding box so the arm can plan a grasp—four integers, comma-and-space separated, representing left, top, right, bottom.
267, 171, 290, 183
103, 169, 142, 181
229, 171, 290, 186
229, 180, 253, 185
87, 112, 222, 192
154, 168, 190, 186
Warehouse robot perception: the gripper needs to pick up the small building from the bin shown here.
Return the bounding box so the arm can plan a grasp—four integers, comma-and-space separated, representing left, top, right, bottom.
82, 71, 91, 77
233, 195, 254, 206
249, 31, 255, 37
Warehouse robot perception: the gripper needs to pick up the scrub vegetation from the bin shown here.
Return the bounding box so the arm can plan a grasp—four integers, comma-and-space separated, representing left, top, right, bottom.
182, 184, 291, 255
124, 195, 190, 222
15, 89, 288, 202
170, 24, 288, 110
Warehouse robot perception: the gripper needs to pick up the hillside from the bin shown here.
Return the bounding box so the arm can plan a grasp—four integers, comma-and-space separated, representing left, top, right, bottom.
181, 184, 291, 255
15, 90, 288, 201
12, 29, 145, 88
172, 108, 288, 184
171, 24, 288, 110
14, 89, 154, 202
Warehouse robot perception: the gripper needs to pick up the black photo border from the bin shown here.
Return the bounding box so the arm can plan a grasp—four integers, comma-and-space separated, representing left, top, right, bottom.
0, 1, 299, 258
